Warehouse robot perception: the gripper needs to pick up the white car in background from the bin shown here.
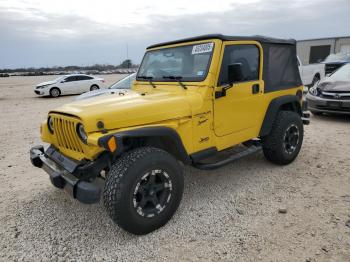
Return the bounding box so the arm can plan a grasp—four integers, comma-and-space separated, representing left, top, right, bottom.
34, 74, 105, 97
297, 56, 325, 90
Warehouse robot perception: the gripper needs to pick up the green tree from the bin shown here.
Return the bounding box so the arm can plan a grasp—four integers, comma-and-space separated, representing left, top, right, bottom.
119, 59, 132, 68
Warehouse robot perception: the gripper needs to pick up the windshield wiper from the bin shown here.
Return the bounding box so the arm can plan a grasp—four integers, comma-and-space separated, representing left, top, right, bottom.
162, 76, 187, 90
138, 75, 156, 88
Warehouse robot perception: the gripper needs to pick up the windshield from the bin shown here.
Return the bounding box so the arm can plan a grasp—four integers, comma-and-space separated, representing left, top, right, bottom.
109, 73, 136, 89
329, 63, 350, 81
137, 42, 214, 82
324, 53, 350, 62
53, 76, 66, 82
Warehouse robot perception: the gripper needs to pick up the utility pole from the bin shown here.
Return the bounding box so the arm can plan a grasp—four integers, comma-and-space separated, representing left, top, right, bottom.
126, 43, 130, 69
126, 43, 129, 61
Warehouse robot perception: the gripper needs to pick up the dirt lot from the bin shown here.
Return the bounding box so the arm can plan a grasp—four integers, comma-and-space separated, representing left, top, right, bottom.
0, 75, 350, 262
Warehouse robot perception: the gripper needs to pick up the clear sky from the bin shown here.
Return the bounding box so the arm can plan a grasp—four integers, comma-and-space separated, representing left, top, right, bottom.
0, 0, 349, 68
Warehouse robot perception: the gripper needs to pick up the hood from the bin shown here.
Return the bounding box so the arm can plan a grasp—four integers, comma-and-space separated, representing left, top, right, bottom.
322, 61, 348, 65
51, 88, 203, 132
75, 89, 129, 101
37, 80, 57, 87
318, 80, 350, 92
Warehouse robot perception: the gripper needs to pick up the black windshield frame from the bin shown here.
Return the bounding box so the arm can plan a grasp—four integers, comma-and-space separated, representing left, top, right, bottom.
137, 42, 215, 82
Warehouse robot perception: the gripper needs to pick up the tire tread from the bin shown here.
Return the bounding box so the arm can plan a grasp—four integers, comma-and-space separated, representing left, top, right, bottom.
103, 147, 183, 234
262, 111, 303, 165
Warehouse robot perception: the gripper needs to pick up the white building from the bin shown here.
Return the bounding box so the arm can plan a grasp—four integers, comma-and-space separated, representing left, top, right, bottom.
297, 36, 350, 65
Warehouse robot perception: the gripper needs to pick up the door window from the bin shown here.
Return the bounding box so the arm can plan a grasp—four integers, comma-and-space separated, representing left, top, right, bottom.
309, 45, 331, 64
218, 44, 260, 86
64, 76, 77, 82
76, 75, 93, 81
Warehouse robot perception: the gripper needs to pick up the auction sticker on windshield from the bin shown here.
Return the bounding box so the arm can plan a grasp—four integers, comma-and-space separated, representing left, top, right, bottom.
192, 43, 214, 55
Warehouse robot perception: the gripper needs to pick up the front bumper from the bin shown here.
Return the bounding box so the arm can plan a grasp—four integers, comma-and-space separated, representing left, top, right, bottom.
306, 93, 350, 115
30, 146, 109, 204
34, 88, 49, 96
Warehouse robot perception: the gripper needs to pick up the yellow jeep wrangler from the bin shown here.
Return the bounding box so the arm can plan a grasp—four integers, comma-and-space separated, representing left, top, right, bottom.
30, 34, 309, 235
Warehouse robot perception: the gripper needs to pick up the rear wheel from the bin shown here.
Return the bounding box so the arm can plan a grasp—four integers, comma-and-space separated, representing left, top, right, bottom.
49, 87, 60, 98
90, 85, 99, 91
103, 147, 184, 235
262, 111, 303, 165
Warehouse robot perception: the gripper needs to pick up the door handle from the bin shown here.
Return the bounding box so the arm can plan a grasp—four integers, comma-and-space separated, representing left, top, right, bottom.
252, 84, 260, 94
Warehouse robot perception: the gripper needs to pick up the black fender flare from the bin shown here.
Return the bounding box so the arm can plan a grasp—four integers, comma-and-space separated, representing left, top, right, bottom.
98, 126, 191, 164
259, 95, 302, 137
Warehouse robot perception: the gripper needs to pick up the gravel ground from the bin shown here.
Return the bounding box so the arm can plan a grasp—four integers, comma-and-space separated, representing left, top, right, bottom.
0, 75, 350, 262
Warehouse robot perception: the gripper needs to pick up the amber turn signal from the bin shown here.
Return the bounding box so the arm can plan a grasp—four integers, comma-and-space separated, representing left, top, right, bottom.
107, 136, 117, 152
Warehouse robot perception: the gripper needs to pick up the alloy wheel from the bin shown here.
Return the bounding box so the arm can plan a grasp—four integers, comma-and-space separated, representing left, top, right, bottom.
133, 169, 172, 218
283, 124, 300, 154
51, 89, 59, 97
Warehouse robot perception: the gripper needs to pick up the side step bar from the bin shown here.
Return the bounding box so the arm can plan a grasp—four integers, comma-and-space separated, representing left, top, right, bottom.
192, 145, 262, 170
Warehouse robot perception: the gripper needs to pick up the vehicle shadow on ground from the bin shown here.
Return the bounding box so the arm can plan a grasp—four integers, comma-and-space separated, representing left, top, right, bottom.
11, 152, 303, 259
311, 113, 350, 123
17, 152, 279, 234
35, 94, 78, 99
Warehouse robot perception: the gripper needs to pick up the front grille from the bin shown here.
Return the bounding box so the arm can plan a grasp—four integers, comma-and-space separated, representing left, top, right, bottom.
34, 90, 40, 94
321, 91, 350, 100
316, 105, 350, 111
52, 115, 84, 153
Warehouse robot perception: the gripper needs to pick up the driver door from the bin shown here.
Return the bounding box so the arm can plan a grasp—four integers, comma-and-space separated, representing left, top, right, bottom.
214, 42, 264, 139
60, 76, 77, 95
75, 75, 90, 93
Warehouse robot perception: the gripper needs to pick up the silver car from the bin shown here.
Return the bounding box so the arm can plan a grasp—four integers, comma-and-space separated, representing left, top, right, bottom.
75, 73, 136, 101
306, 63, 350, 115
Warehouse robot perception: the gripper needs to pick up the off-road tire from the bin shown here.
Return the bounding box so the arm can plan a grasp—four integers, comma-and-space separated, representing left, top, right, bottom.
50, 87, 60, 97
262, 111, 303, 165
90, 85, 99, 91
103, 147, 184, 235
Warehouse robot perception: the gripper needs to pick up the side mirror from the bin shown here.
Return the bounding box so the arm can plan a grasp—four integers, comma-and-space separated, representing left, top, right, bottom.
228, 63, 244, 83
215, 63, 244, 99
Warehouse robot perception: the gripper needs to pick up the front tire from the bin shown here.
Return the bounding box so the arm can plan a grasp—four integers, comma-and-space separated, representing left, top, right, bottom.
262, 111, 303, 165
103, 147, 184, 235
49, 87, 60, 98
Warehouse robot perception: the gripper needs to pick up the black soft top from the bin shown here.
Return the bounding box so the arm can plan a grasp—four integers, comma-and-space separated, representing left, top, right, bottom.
145, 34, 302, 92
147, 34, 296, 49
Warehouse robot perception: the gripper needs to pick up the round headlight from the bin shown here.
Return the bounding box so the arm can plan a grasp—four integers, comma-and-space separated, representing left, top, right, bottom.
77, 123, 87, 144
309, 87, 319, 96
47, 116, 54, 133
